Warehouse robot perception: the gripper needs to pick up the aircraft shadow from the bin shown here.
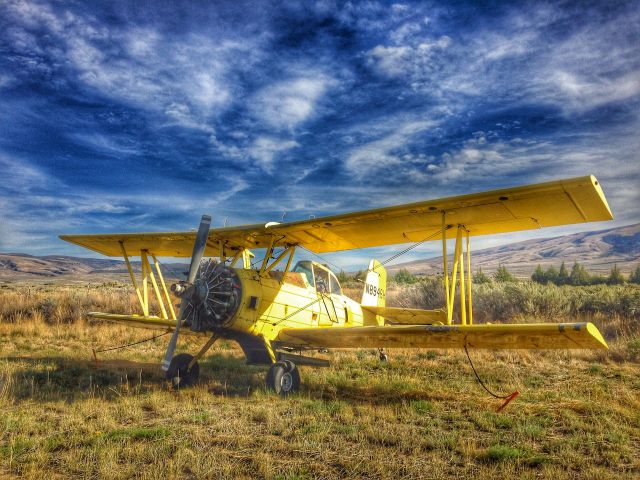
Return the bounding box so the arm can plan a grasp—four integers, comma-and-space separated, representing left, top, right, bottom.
1, 354, 435, 405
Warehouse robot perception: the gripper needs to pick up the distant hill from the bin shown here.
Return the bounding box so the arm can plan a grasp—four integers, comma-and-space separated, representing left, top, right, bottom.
0, 253, 188, 283
387, 223, 640, 277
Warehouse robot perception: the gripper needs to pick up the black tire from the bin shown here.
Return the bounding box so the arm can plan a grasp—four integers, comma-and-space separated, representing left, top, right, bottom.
266, 361, 300, 396
165, 353, 200, 388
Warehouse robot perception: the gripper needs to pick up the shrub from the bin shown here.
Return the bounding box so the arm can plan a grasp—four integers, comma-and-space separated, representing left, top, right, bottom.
400, 279, 640, 327
473, 268, 491, 284
630, 265, 640, 284
403, 277, 446, 310
393, 268, 418, 284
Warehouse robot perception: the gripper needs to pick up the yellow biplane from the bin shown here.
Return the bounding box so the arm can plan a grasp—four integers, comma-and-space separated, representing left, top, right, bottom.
60, 175, 612, 395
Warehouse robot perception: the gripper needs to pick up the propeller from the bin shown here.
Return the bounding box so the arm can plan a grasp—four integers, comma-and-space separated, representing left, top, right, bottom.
161, 214, 211, 371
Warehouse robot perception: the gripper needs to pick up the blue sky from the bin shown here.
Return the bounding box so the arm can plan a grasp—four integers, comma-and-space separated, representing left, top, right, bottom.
0, 0, 638, 270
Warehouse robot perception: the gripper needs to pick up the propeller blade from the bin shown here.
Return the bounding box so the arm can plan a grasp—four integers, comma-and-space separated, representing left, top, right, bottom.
162, 214, 211, 371
187, 214, 212, 283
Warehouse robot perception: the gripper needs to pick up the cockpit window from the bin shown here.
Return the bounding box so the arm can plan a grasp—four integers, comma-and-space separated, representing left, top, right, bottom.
329, 273, 342, 295
292, 261, 314, 288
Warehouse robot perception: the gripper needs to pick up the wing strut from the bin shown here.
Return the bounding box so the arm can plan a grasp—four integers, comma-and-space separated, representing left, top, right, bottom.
442, 218, 473, 325
118, 242, 176, 321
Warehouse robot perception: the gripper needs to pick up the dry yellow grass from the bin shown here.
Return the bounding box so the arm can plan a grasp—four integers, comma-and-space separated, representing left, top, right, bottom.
0, 283, 639, 479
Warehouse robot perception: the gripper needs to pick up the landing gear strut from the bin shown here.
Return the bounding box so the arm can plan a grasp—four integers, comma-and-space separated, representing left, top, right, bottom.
266, 360, 300, 396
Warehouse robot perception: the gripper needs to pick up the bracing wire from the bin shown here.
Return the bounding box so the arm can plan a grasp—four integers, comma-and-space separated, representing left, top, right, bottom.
299, 229, 442, 276
93, 331, 171, 354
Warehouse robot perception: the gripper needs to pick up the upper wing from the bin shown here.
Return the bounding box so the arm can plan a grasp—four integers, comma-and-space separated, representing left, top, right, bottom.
60, 175, 612, 256
275, 322, 609, 350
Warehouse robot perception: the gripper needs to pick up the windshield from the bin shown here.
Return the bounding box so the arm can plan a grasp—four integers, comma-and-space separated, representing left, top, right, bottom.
292, 261, 314, 288
329, 273, 342, 295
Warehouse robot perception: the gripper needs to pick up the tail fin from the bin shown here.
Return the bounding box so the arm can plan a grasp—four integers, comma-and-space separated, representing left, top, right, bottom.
361, 259, 387, 308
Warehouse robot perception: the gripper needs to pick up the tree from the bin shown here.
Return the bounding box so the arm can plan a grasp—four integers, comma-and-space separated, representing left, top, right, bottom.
531, 264, 546, 284
607, 264, 625, 285
629, 264, 640, 284
545, 265, 559, 285
473, 268, 491, 284
353, 270, 366, 282
337, 270, 350, 284
557, 261, 569, 285
569, 262, 590, 286
493, 265, 516, 282
394, 268, 417, 284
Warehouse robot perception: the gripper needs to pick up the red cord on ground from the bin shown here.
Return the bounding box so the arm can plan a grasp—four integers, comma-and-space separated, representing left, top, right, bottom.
496, 391, 520, 412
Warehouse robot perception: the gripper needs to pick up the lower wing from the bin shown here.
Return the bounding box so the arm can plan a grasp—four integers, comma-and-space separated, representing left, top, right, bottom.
86, 312, 205, 336
275, 322, 608, 350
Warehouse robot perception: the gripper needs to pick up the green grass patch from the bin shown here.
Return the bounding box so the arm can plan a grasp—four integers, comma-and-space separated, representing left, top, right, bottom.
481, 444, 526, 462
303, 399, 346, 416
409, 399, 433, 414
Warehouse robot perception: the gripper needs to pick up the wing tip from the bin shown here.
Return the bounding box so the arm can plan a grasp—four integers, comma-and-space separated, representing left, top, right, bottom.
586, 322, 609, 350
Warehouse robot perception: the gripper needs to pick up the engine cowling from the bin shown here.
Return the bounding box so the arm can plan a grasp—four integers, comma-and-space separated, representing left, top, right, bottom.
172, 260, 242, 332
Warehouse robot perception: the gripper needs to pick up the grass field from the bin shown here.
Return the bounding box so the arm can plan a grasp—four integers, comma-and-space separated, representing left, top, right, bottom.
0, 283, 639, 479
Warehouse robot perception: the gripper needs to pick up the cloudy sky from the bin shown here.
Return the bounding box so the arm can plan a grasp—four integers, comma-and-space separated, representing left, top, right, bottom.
0, 0, 638, 269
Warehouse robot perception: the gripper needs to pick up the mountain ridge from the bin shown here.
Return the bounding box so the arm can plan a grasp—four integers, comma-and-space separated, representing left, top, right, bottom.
387, 223, 640, 277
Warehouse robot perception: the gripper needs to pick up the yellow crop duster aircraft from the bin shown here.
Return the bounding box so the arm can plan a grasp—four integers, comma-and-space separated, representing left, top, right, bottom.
61, 175, 612, 395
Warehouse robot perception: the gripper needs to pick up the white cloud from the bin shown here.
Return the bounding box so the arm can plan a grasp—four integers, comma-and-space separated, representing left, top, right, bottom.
551, 70, 640, 113
365, 3, 640, 114
248, 136, 299, 172
251, 75, 333, 130
3, 1, 260, 131
0, 154, 57, 193
367, 36, 451, 79
345, 120, 437, 177
71, 133, 140, 156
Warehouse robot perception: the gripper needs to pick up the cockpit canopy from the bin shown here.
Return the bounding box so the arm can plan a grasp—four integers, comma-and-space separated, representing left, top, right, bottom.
292, 260, 342, 295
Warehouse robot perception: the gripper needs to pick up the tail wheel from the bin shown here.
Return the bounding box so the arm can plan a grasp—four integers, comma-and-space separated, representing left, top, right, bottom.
378, 348, 388, 362
266, 361, 300, 396
165, 353, 200, 388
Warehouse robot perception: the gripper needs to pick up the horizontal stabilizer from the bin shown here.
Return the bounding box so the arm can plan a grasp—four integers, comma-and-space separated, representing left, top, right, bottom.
276, 322, 608, 350
362, 306, 447, 324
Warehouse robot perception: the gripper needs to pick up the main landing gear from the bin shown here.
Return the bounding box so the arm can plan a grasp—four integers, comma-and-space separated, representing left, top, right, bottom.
266, 360, 300, 396
166, 353, 200, 388
165, 334, 218, 389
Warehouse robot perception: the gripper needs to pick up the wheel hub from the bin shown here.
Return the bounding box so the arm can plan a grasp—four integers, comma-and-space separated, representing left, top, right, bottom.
280, 371, 293, 391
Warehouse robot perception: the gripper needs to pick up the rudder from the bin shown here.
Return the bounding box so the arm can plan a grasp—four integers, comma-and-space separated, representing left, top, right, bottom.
361, 259, 386, 309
